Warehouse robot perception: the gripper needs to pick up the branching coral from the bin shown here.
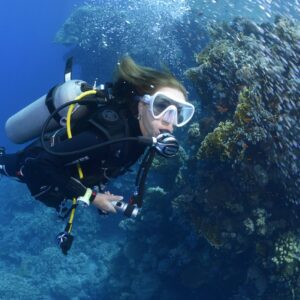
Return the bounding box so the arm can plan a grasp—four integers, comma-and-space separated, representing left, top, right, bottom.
272, 232, 300, 269
197, 120, 236, 161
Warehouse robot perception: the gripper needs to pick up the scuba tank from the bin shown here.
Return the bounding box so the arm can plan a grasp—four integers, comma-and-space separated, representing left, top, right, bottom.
5, 79, 88, 144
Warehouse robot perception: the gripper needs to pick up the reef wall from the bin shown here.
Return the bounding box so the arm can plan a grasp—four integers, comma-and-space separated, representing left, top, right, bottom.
105, 16, 300, 300
182, 15, 300, 299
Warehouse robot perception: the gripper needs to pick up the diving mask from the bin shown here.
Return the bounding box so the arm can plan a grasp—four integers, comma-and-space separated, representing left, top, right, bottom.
140, 92, 195, 127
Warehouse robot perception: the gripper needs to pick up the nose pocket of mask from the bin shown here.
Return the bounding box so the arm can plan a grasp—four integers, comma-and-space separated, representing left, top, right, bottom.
162, 106, 177, 125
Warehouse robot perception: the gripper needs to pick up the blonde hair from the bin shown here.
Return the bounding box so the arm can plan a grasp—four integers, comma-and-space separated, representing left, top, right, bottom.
113, 56, 187, 115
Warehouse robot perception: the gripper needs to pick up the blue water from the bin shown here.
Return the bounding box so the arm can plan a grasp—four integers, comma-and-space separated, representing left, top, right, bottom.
0, 1, 82, 150
0, 0, 299, 299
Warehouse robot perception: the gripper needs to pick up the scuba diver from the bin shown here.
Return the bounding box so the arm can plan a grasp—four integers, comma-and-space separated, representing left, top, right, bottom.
0, 56, 195, 254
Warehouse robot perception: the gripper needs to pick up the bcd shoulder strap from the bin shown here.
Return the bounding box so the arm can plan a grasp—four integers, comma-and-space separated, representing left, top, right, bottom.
87, 104, 130, 141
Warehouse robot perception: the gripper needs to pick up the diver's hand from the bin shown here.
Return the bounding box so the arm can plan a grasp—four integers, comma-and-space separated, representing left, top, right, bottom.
91, 191, 123, 213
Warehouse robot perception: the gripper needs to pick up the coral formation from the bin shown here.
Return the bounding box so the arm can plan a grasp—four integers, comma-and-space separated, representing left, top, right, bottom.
2, 9, 300, 300
272, 232, 300, 270
181, 15, 300, 299
105, 15, 300, 300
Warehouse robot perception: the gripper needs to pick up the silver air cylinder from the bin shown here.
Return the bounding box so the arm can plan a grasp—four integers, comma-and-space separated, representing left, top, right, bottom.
5, 80, 87, 144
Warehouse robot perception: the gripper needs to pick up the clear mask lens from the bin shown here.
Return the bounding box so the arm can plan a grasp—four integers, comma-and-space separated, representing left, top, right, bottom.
153, 95, 173, 116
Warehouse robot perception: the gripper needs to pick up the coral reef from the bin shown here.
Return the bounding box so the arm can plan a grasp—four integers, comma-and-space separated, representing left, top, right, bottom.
2, 9, 300, 300
180, 15, 300, 299
185, 15, 300, 203
0, 178, 124, 299
106, 185, 205, 300
105, 15, 300, 300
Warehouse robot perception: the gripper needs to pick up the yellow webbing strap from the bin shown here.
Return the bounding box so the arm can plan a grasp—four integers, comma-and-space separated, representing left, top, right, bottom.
65, 90, 97, 233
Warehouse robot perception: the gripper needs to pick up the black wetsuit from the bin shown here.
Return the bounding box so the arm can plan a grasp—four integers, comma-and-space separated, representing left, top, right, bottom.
0, 104, 146, 209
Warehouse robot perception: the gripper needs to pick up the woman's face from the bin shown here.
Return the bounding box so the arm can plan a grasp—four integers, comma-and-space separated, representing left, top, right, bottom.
138, 87, 186, 137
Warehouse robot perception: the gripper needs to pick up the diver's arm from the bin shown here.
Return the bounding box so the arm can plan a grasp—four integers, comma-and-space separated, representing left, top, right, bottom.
21, 142, 125, 213
21, 151, 87, 199
23, 129, 108, 198
22, 154, 122, 213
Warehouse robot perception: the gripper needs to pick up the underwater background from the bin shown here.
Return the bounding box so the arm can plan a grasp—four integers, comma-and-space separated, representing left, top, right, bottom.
0, 0, 299, 299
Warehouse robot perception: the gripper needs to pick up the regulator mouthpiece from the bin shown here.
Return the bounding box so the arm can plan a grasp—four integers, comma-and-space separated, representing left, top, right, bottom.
153, 132, 179, 158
